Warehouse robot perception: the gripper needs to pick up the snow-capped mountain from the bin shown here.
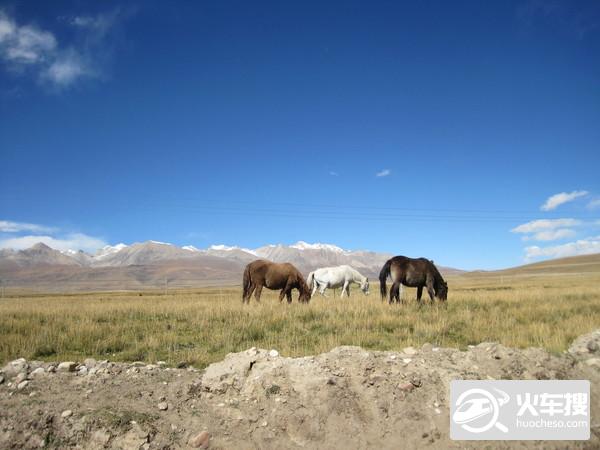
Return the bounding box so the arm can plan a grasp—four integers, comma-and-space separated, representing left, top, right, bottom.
0, 240, 461, 290
289, 241, 347, 253
0, 240, 391, 272
95, 243, 128, 260
0, 243, 81, 267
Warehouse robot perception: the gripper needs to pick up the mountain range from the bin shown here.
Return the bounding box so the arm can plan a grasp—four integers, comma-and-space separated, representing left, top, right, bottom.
0, 240, 461, 291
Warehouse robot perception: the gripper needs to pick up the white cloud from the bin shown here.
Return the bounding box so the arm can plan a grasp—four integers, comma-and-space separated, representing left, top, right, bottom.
587, 199, 600, 210
0, 13, 56, 65
376, 169, 391, 177
525, 236, 600, 262
511, 218, 581, 234
0, 220, 56, 233
329, 171, 339, 176
0, 9, 125, 88
523, 228, 576, 242
541, 190, 588, 211
42, 49, 89, 86
68, 11, 121, 37
0, 233, 106, 253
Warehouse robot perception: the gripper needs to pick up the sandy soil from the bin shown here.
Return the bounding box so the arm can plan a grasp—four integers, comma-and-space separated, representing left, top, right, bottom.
1, 330, 599, 449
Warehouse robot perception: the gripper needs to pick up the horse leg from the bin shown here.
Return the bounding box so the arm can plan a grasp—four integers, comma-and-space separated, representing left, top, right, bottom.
254, 284, 263, 303
341, 281, 350, 298
286, 289, 292, 304
278, 289, 286, 302
426, 279, 435, 305
389, 281, 398, 304
311, 282, 319, 298
320, 283, 328, 298
416, 286, 423, 306
244, 283, 256, 304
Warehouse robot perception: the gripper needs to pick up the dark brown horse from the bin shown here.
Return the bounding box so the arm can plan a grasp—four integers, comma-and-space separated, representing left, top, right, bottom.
242, 260, 311, 304
379, 256, 448, 304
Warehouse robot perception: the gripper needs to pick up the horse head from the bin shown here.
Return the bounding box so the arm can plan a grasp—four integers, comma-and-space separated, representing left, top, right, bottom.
360, 277, 370, 295
298, 277, 312, 303
436, 280, 448, 301
298, 288, 311, 303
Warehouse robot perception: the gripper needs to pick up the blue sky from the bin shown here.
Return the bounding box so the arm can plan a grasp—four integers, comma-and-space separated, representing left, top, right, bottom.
1, 0, 599, 270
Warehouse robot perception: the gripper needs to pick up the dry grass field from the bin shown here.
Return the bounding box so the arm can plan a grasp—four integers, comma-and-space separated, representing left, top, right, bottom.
1, 267, 600, 369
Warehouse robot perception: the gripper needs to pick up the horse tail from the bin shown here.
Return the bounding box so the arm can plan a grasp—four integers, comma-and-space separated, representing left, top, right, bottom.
307, 271, 315, 290
379, 259, 392, 299
242, 264, 252, 300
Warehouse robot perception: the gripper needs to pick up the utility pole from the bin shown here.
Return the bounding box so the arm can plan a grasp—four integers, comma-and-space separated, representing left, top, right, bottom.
0, 279, 4, 298
164, 278, 168, 296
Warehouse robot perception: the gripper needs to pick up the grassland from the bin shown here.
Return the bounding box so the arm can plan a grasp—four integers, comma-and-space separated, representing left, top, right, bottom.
1, 272, 599, 368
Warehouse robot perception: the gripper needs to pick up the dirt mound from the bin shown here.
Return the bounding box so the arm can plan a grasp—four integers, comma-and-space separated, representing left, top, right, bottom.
1, 332, 599, 449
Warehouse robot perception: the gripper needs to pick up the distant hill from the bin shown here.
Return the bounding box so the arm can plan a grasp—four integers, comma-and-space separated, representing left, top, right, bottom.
465, 253, 600, 278
0, 241, 461, 291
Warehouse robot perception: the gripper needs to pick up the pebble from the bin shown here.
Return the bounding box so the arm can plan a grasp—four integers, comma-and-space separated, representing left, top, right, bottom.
30, 367, 46, 378
78, 367, 88, 376
0, 376, 4, 384
585, 358, 600, 368
269, 349, 279, 358
157, 402, 168, 411
587, 341, 599, 353
3, 358, 28, 378
398, 382, 414, 392
188, 430, 210, 448
434, 408, 441, 415
403, 347, 418, 355
61, 410, 73, 418
15, 372, 27, 384
91, 429, 112, 445
57, 362, 77, 372
402, 358, 412, 364
84, 358, 97, 368
17, 380, 29, 390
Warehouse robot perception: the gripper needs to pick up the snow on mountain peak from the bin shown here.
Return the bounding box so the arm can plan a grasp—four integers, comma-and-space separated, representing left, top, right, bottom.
149, 240, 173, 246
95, 243, 128, 259
290, 241, 347, 253
209, 244, 237, 251
209, 244, 257, 255
182, 245, 201, 252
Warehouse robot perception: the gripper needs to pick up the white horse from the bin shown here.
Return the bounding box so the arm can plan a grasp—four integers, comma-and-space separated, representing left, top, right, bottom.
307, 265, 370, 298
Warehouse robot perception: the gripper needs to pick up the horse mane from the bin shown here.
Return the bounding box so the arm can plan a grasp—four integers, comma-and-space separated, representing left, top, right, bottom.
428, 260, 445, 286
297, 273, 310, 295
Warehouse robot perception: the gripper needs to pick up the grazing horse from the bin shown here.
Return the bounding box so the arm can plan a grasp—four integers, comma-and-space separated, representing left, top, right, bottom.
307, 265, 369, 298
242, 260, 311, 304
379, 256, 448, 304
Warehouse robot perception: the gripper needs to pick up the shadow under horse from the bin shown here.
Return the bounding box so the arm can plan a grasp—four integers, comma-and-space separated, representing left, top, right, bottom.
379, 256, 448, 305
242, 259, 311, 304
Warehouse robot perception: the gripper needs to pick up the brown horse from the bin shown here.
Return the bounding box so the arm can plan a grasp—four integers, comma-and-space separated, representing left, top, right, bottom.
379, 256, 448, 304
242, 260, 311, 304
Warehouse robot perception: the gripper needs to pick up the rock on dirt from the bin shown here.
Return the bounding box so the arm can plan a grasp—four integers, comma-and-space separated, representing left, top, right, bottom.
0, 330, 599, 449
189, 430, 210, 448
57, 361, 77, 372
